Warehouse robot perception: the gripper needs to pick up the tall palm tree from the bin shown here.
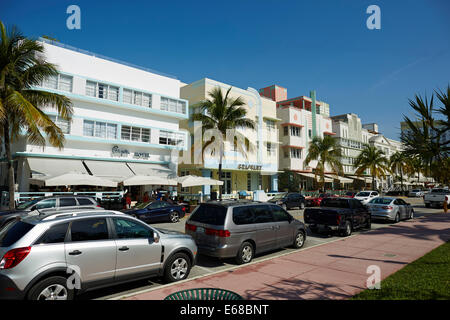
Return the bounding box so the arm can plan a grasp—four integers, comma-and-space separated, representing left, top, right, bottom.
0, 21, 73, 209
304, 135, 343, 191
192, 86, 255, 200
389, 151, 408, 192
353, 144, 389, 190
405, 156, 424, 185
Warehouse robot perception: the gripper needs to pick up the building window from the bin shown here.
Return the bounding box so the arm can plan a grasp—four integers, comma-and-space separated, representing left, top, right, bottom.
159, 130, 184, 147
290, 148, 301, 159
308, 129, 312, 138
83, 120, 117, 140
122, 88, 152, 108
49, 115, 71, 134
284, 149, 289, 158
290, 126, 301, 137
160, 97, 186, 114
283, 126, 289, 136
247, 173, 251, 191
121, 126, 151, 143
220, 172, 232, 195
265, 120, 275, 131
267, 142, 275, 156
85, 81, 119, 101
41, 74, 73, 92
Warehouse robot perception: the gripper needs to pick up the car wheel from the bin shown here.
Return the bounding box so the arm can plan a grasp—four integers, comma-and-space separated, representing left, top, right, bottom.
164, 252, 191, 283
340, 221, 352, 237
27, 276, 74, 300
394, 213, 400, 223
409, 209, 414, 220
169, 211, 180, 223
365, 216, 372, 229
293, 231, 306, 249
236, 241, 254, 265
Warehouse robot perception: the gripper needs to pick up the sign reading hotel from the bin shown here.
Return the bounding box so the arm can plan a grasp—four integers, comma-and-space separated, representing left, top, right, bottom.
237, 164, 262, 171
111, 146, 150, 160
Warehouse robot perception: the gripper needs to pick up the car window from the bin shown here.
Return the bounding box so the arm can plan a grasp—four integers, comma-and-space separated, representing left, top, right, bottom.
59, 198, 77, 207
189, 204, 227, 226
321, 198, 350, 208
370, 198, 393, 205
356, 192, 370, 197
35, 223, 69, 245
371, 192, 379, 196
35, 199, 57, 210
351, 199, 364, 209
113, 218, 153, 239
0, 221, 35, 247
77, 198, 95, 206
396, 199, 406, 205
252, 205, 274, 223
70, 218, 109, 242
270, 205, 290, 222
233, 207, 255, 225
148, 202, 163, 209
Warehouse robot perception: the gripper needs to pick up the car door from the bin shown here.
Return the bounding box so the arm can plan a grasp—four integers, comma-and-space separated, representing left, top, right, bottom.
251, 205, 279, 253
58, 197, 79, 211
270, 205, 294, 248
65, 218, 117, 287
145, 201, 167, 222
395, 199, 407, 219
112, 217, 163, 281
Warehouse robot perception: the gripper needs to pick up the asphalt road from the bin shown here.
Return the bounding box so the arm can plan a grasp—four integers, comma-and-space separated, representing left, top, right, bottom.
78, 197, 444, 300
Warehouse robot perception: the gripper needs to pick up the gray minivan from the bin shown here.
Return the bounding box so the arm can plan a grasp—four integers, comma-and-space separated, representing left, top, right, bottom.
185, 201, 307, 264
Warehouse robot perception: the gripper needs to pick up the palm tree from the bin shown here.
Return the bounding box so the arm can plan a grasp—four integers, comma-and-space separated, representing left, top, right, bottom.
353, 145, 389, 190
304, 135, 343, 191
405, 156, 424, 185
0, 21, 73, 209
389, 151, 408, 193
192, 86, 255, 200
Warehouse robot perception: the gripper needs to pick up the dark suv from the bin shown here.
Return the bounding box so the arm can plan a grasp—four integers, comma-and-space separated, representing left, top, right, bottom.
185, 201, 307, 264
0, 196, 102, 229
268, 193, 306, 210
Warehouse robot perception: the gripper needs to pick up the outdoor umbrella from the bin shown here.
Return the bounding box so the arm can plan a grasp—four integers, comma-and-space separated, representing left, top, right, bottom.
176, 175, 224, 187
42, 173, 117, 187
122, 175, 177, 186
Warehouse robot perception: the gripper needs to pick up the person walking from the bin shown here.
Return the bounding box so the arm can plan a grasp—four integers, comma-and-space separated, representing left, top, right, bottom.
143, 191, 150, 203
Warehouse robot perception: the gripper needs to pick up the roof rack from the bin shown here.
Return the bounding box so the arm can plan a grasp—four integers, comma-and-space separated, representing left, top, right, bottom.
40, 210, 125, 221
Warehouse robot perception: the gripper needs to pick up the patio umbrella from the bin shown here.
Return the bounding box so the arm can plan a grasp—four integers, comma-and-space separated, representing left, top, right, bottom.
122, 175, 177, 186
176, 175, 224, 187
42, 173, 117, 187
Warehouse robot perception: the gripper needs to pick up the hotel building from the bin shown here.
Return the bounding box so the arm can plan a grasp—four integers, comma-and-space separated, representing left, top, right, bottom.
178, 78, 280, 198
5, 39, 188, 198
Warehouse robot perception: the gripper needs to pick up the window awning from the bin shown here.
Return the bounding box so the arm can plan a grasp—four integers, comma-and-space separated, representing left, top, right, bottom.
126, 162, 173, 178
348, 175, 372, 183
325, 174, 353, 183
296, 172, 333, 183
83, 160, 135, 182
27, 157, 88, 178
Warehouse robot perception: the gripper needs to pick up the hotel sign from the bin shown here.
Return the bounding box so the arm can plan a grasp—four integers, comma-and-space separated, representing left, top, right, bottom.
111, 146, 150, 160
237, 164, 262, 171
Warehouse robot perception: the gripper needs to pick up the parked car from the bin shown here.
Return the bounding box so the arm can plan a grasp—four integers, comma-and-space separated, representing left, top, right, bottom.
123, 200, 186, 223
354, 191, 379, 205
423, 188, 450, 208
343, 191, 357, 198
0, 196, 102, 229
367, 197, 414, 222
305, 193, 336, 207
304, 197, 371, 237
268, 192, 306, 210
408, 189, 424, 197
0, 210, 197, 300
185, 201, 307, 264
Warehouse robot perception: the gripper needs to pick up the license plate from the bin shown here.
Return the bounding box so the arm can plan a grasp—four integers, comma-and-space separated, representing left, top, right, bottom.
196, 226, 205, 233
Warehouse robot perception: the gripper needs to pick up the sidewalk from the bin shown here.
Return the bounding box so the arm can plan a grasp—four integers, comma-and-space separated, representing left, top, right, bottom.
120, 213, 450, 300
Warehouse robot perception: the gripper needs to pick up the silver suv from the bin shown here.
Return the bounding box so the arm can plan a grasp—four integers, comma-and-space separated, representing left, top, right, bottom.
185, 201, 307, 264
0, 210, 197, 300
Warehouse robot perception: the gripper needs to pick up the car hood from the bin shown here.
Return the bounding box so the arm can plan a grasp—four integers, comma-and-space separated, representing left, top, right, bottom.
155, 228, 192, 239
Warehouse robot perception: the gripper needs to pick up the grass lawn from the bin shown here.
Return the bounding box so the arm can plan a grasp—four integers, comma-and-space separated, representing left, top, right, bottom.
352, 241, 450, 300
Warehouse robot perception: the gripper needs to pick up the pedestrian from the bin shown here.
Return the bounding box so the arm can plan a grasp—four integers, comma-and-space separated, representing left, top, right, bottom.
143, 191, 150, 203
444, 200, 448, 213
124, 193, 132, 209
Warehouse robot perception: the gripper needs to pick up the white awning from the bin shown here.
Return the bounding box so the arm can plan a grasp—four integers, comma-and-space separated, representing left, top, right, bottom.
84, 160, 135, 182
296, 172, 333, 183
348, 175, 372, 183
43, 173, 117, 187
127, 162, 173, 177
27, 157, 87, 180
176, 175, 224, 187
325, 174, 353, 183
122, 175, 177, 186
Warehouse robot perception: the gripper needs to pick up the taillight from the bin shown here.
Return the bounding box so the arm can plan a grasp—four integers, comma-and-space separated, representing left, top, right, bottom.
337, 215, 341, 225
382, 206, 393, 210
205, 228, 231, 237
0, 247, 31, 270
185, 223, 197, 232
182, 206, 186, 212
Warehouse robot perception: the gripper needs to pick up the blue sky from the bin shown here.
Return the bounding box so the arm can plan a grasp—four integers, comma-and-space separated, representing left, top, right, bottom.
2, 0, 449, 140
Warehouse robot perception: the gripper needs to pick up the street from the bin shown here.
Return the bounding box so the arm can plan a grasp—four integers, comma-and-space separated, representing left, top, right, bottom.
78, 197, 445, 300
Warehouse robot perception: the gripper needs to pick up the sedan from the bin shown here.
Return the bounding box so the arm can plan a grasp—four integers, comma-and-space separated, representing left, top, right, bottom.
367, 197, 414, 223
123, 200, 186, 223
408, 189, 424, 197
354, 191, 379, 205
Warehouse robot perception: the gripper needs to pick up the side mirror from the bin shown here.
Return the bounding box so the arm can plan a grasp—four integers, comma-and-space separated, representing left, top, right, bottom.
30, 205, 37, 211
153, 232, 160, 244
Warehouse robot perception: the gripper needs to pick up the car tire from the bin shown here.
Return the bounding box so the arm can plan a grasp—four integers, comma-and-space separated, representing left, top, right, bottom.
27, 276, 74, 300
340, 221, 352, 237
409, 209, 414, 220
164, 252, 191, 283
365, 216, 372, 229
235, 241, 254, 265
169, 211, 180, 223
394, 213, 400, 223
293, 231, 306, 249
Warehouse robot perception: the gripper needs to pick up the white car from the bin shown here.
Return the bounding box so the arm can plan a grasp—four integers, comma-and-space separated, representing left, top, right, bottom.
355, 191, 380, 205
408, 189, 424, 197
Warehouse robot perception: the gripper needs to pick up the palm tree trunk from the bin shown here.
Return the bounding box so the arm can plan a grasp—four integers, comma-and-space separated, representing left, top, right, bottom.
400, 168, 404, 193
4, 122, 15, 210
218, 146, 223, 201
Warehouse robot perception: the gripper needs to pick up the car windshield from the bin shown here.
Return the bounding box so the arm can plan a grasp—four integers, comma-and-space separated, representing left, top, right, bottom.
16, 199, 40, 210
356, 192, 370, 197
271, 193, 287, 200
134, 201, 152, 209
369, 198, 393, 205
0, 220, 34, 247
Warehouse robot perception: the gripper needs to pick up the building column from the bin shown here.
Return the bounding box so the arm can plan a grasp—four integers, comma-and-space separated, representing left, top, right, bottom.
271, 174, 278, 192
201, 169, 211, 195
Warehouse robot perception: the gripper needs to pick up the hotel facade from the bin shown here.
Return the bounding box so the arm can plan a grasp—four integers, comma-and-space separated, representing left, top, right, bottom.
5, 39, 188, 198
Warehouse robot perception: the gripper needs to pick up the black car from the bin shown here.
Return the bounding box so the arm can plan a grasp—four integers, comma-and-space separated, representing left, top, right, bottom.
268, 192, 306, 210
303, 197, 371, 236
123, 200, 186, 223
0, 196, 102, 229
